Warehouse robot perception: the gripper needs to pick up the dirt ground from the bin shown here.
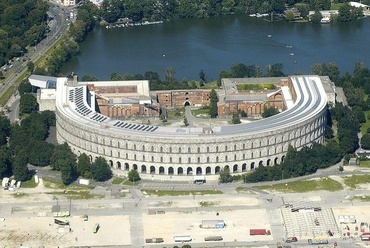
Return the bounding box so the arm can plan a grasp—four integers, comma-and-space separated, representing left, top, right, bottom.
143, 209, 273, 244
2, 177, 370, 247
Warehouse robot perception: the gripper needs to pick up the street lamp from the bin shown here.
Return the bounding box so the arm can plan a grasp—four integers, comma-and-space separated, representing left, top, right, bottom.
34, 39, 37, 49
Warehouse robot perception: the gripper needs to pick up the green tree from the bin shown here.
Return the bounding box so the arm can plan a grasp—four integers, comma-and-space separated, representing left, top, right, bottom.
61, 161, 76, 185
0, 146, 11, 177
285, 10, 295, 21
338, 4, 352, 22
199, 69, 206, 83
27, 140, 54, 166
0, 115, 11, 146
50, 143, 77, 171
165, 67, 176, 83
310, 11, 323, 24
18, 80, 33, 95
262, 106, 279, 118
183, 117, 189, 126
209, 89, 218, 118
77, 153, 92, 178
19, 94, 38, 114
232, 112, 241, 124
12, 151, 29, 181
91, 157, 112, 181
219, 167, 232, 183
265, 63, 285, 77
128, 169, 141, 183
27, 61, 34, 72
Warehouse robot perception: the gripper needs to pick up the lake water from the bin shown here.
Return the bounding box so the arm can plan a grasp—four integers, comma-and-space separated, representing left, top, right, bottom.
61, 15, 370, 81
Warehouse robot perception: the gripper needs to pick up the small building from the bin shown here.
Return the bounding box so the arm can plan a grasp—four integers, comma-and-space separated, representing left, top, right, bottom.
201, 220, 225, 229
348, 157, 359, 166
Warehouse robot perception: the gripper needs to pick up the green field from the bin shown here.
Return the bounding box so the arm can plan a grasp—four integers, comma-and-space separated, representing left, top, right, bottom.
112, 177, 125, 184
48, 190, 103, 200
342, 174, 370, 189
0, 86, 15, 107
191, 106, 211, 118
255, 177, 343, 193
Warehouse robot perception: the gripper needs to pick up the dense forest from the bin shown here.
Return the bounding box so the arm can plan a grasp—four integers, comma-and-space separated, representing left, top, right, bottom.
0, 0, 49, 67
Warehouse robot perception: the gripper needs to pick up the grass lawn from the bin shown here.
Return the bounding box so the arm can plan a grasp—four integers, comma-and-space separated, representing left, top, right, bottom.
142, 189, 223, 196
191, 106, 211, 118
342, 174, 370, 189
122, 180, 140, 186
331, 3, 345, 10
199, 201, 220, 207
43, 178, 93, 190
360, 110, 370, 134
48, 190, 103, 200
201, 81, 218, 89
166, 107, 185, 120
0, 86, 15, 107
359, 160, 370, 168
112, 177, 125, 184
354, 195, 370, 202
255, 177, 343, 193
21, 176, 38, 188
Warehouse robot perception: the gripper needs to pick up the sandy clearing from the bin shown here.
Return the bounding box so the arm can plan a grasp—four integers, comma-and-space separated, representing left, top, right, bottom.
143, 209, 273, 244
0, 215, 131, 247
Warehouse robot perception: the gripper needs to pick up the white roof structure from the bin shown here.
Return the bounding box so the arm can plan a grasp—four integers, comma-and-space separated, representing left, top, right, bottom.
50, 75, 328, 138
349, 1, 370, 9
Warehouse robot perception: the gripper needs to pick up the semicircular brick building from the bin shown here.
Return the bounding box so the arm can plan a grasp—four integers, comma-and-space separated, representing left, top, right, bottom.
30, 75, 331, 180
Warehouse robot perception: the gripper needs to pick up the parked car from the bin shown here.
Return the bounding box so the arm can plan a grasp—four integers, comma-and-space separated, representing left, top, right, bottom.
285, 237, 298, 243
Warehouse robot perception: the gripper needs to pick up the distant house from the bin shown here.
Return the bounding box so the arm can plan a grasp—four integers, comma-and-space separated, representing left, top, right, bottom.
308, 10, 339, 23
349, 1, 370, 16
283, 8, 303, 20
349, 1, 370, 11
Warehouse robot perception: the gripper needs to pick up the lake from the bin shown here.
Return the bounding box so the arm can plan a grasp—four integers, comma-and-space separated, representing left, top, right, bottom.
61, 15, 370, 81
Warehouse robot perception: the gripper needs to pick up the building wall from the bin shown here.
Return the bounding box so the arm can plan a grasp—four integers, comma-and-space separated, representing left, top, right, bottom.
56, 105, 326, 177
157, 90, 211, 108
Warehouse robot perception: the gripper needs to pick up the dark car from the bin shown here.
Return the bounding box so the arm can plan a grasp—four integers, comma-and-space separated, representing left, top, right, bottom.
285, 237, 298, 243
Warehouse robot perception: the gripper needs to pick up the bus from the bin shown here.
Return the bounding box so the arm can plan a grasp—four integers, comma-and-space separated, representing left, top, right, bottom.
361, 232, 370, 241
308, 237, 328, 245
193, 176, 206, 184
93, 223, 100, 233
173, 236, 192, 242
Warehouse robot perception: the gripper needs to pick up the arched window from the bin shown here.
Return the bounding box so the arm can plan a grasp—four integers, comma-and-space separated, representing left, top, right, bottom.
197, 147, 200, 153
197, 157, 200, 163
142, 145, 145, 151
160, 147, 163, 153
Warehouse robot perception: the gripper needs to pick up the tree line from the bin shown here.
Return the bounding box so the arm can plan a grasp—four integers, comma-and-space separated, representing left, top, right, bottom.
0, 83, 112, 185
97, 0, 368, 24
0, 0, 48, 67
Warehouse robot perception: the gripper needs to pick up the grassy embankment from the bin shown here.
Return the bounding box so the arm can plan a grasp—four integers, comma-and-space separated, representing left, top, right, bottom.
255, 177, 343, 193
142, 189, 223, 196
